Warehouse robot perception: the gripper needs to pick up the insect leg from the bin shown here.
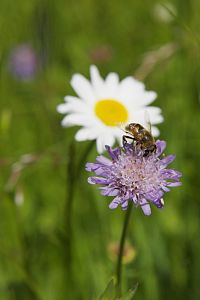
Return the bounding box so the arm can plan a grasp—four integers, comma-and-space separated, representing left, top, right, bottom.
122, 135, 135, 147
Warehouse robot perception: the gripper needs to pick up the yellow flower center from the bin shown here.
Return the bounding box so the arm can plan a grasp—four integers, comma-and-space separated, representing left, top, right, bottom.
95, 99, 128, 126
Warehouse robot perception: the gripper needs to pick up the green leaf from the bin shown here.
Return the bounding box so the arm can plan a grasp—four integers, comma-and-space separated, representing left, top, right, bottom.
120, 283, 139, 300
99, 278, 116, 300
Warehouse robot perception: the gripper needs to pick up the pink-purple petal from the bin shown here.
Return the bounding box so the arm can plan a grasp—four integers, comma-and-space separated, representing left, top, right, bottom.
100, 187, 119, 196
156, 140, 166, 156
161, 155, 176, 165
161, 185, 170, 192
121, 200, 129, 210
96, 155, 112, 166
140, 199, 151, 216
153, 198, 164, 208
85, 162, 99, 172
109, 197, 121, 209
88, 176, 111, 185
94, 167, 107, 176
166, 181, 182, 187
105, 145, 120, 160
161, 169, 182, 179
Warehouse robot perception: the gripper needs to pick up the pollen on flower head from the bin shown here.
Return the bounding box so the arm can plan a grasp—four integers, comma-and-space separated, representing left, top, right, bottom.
95, 99, 129, 126
86, 140, 182, 216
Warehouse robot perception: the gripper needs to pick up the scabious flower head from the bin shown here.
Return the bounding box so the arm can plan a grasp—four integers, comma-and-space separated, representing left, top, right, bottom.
57, 65, 163, 153
8, 44, 38, 80
86, 140, 182, 215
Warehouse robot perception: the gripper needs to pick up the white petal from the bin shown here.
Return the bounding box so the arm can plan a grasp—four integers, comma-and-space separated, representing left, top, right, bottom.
57, 99, 91, 114
90, 66, 120, 99
90, 65, 104, 91
113, 129, 124, 146
106, 72, 119, 88
119, 77, 145, 96
100, 72, 119, 98
125, 90, 157, 109
96, 132, 115, 153
107, 127, 123, 145
144, 106, 164, 124
96, 136, 105, 154
70, 73, 95, 104
151, 126, 160, 137
57, 102, 87, 114
63, 96, 82, 103
142, 91, 157, 106
128, 107, 163, 128
75, 127, 99, 141
118, 77, 157, 108
57, 103, 69, 114
90, 65, 106, 99
61, 113, 98, 127
104, 132, 115, 148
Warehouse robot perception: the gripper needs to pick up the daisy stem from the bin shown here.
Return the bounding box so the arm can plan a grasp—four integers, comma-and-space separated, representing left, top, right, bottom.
116, 202, 133, 298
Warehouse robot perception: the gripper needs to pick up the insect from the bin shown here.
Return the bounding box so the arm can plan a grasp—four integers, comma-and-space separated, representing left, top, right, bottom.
122, 123, 156, 156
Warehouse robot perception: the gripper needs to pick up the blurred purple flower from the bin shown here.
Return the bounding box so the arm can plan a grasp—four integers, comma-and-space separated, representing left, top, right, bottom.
86, 140, 182, 216
8, 44, 38, 80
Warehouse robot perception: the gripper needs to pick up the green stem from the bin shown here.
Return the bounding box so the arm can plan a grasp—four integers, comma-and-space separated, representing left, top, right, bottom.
64, 140, 95, 262
65, 142, 76, 264
76, 141, 96, 179
116, 202, 133, 298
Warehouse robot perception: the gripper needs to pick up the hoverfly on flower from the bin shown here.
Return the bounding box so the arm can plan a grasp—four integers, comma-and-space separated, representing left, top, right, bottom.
120, 110, 156, 156
122, 122, 156, 157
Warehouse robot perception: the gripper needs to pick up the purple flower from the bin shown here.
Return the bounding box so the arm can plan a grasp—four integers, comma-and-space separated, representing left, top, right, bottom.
86, 140, 182, 216
8, 44, 38, 80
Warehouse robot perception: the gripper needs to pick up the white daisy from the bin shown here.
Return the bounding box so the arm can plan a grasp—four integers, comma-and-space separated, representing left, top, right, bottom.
57, 65, 163, 153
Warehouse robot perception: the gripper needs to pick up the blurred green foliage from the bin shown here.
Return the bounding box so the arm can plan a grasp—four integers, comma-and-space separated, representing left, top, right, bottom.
0, 0, 200, 299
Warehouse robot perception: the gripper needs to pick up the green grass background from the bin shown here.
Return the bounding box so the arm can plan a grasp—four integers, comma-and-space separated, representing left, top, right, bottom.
0, 0, 200, 299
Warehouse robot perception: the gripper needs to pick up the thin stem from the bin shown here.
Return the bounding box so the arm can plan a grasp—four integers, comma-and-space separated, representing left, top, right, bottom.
116, 202, 133, 298
76, 140, 96, 179
65, 142, 76, 264
64, 140, 95, 261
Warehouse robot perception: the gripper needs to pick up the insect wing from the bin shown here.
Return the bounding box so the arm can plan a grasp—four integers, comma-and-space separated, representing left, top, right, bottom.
144, 110, 152, 133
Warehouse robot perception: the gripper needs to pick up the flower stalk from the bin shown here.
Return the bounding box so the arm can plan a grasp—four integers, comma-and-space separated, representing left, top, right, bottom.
65, 141, 76, 264
65, 140, 95, 263
116, 202, 133, 298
